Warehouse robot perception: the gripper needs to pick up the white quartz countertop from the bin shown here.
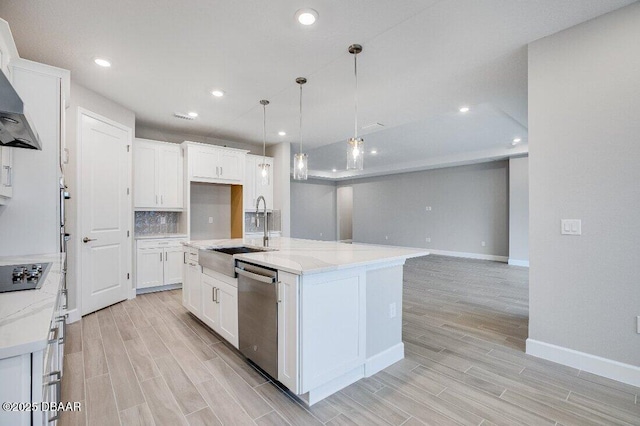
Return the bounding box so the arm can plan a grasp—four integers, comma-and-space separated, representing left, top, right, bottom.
0, 253, 65, 359
135, 234, 188, 240
184, 237, 428, 275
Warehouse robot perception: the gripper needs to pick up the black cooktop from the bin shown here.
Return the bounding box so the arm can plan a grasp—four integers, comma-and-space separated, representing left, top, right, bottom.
0, 262, 51, 293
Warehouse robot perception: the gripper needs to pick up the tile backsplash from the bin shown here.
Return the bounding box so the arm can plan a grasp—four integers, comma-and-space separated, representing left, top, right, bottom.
135, 211, 180, 235
245, 210, 281, 233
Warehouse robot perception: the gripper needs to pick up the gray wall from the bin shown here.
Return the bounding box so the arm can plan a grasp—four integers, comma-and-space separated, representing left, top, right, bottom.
290, 179, 336, 241
189, 183, 231, 240
528, 2, 640, 366
345, 161, 509, 257
337, 186, 353, 241
509, 156, 529, 263
66, 82, 136, 311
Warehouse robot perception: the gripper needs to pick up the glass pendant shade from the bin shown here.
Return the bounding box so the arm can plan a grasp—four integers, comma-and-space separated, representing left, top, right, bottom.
293, 153, 308, 180
258, 161, 270, 186
259, 99, 270, 186
347, 137, 364, 170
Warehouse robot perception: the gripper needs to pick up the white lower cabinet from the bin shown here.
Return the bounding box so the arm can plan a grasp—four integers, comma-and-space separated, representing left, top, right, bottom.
136, 238, 186, 290
200, 271, 238, 348
182, 248, 201, 316
277, 270, 300, 393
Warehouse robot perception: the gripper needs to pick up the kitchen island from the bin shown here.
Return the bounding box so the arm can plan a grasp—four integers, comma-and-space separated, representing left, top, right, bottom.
182, 237, 427, 406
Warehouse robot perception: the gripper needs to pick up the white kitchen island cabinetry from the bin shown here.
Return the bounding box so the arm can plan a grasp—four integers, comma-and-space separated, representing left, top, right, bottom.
134, 139, 183, 210
200, 269, 238, 348
182, 237, 427, 406
183, 141, 247, 184
135, 237, 186, 291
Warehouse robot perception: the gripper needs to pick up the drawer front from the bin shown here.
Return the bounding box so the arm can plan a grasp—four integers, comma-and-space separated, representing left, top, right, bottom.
137, 238, 186, 249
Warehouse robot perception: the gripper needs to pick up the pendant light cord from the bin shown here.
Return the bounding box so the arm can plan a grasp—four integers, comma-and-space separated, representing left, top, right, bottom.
299, 83, 303, 154
354, 51, 358, 139
262, 103, 267, 165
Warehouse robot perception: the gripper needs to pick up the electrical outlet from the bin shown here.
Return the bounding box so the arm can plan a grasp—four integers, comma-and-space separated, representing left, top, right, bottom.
208, 217, 213, 224
319, 232, 323, 237
160, 217, 166, 225
561, 219, 582, 235
425, 237, 431, 243
481, 241, 486, 247
385, 236, 389, 240
389, 303, 396, 319
425, 206, 432, 211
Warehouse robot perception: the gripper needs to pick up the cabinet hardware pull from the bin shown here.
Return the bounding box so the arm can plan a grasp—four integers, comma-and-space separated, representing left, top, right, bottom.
156, 195, 158, 204
165, 252, 167, 261
215, 287, 220, 304
160, 252, 163, 262
161, 195, 163, 204
277, 281, 282, 303
220, 167, 223, 176
212, 287, 216, 302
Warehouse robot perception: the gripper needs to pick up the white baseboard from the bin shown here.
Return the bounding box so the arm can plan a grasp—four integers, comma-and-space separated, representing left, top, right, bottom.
508, 258, 530, 267
526, 339, 640, 387
65, 308, 81, 324
301, 365, 364, 406
364, 343, 404, 377
429, 249, 508, 263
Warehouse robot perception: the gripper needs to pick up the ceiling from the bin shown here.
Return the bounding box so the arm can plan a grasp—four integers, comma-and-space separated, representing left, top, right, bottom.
0, 0, 635, 178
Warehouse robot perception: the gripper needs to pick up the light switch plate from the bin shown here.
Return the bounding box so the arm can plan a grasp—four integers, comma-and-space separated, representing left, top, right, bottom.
561, 219, 582, 235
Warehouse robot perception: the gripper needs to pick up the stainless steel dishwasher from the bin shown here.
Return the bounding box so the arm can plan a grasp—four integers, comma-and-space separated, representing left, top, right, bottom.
236, 260, 278, 379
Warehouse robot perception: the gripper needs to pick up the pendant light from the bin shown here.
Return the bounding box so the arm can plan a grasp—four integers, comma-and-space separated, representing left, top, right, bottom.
347, 43, 364, 170
258, 100, 270, 186
293, 77, 308, 180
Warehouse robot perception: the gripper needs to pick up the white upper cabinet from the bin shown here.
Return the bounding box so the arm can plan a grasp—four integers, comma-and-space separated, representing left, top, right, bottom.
245, 154, 274, 211
134, 139, 183, 210
184, 141, 247, 184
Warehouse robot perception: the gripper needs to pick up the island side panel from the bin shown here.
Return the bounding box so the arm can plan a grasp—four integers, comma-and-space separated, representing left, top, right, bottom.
365, 264, 405, 376
299, 267, 367, 394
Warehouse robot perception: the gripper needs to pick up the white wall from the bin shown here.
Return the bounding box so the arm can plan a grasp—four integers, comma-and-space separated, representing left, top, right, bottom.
291, 179, 337, 241
528, 2, 640, 371
508, 156, 529, 265
344, 161, 509, 258
66, 82, 136, 311
189, 183, 230, 240
135, 125, 259, 153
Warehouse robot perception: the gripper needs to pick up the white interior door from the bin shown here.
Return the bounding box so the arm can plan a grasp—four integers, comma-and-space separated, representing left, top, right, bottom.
80, 111, 132, 315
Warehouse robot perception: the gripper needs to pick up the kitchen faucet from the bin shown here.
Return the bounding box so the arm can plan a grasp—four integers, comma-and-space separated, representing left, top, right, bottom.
256, 195, 269, 247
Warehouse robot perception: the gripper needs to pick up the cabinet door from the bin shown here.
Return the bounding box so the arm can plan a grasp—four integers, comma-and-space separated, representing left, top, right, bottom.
134, 143, 159, 208
0, 147, 12, 201
217, 280, 239, 348
159, 145, 183, 208
191, 146, 218, 180
254, 156, 274, 210
136, 248, 163, 289
218, 150, 243, 182
244, 155, 256, 209
184, 262, 201, 317
200, 274, 219, 330
278, 271, 299, 393
163, 246, 184, 285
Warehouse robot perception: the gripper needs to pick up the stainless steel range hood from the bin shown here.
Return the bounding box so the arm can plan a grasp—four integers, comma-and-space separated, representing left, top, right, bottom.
0, 70, 41, 150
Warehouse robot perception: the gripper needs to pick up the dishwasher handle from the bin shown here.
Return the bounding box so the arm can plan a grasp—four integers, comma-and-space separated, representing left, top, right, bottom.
235, 267, 276, 284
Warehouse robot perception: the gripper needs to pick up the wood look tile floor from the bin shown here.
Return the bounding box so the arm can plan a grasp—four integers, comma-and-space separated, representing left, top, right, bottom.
60, 255, 640, 425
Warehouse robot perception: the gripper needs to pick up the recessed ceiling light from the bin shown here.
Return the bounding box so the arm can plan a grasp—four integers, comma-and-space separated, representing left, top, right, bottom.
332, 168, 337, 172
295, 8, 318, 26
513, 138, 521, 143
187, 112, 198, 118
459, 106, 470, 113
370, 150, 377, 154
278, 131, 286, 136
94, 58, 111, 67
211, 89, 225, 97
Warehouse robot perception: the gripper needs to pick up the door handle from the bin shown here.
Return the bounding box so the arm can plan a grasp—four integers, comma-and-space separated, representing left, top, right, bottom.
82, 237, 96, 243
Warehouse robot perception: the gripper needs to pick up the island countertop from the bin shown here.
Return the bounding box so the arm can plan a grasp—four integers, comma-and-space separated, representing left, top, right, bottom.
0, 253, 65, 359
184, 237, 428, 275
